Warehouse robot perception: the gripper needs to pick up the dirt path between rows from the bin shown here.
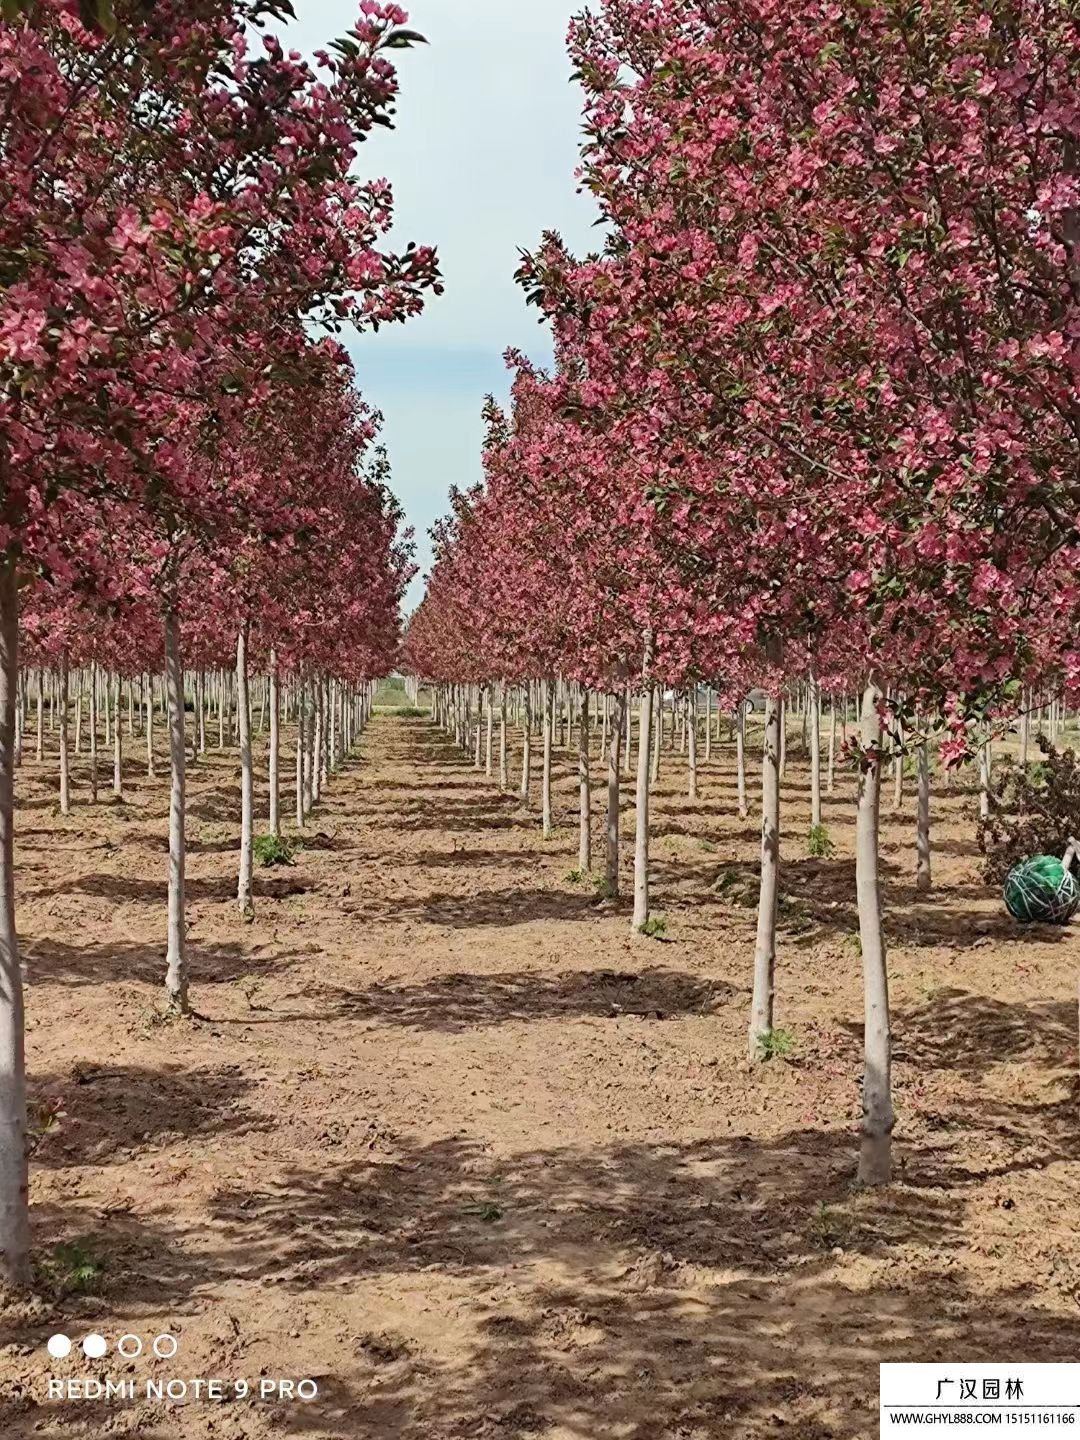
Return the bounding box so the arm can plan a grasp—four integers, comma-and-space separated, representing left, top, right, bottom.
1, 713, 1077, 1439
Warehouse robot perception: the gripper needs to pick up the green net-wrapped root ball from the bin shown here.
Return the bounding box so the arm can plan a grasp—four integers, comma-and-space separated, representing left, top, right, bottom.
1003, 855, 1080, 925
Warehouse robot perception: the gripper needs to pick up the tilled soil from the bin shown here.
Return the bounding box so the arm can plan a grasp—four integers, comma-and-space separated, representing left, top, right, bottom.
1, 712, 1077, 1439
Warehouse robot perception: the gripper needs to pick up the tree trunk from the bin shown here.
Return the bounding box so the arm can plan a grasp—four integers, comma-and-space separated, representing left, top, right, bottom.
578, 690, 591, 871
650, 686, 661, 784
827, 699, 836, 794
296, 679, 306, 829
269, 648, 280, 838
112, 672, 122, 798
632, 635, 656, 931
0, 561, 30, 1285
485, 687, 493, 778
519, 686, 532, 801
748, 694, 781, 1059
779, 698, 787, 777
856, 683, 892, 1186
145, 672, 155, 778
607, 689, 625, 896
704, 688, 712, 764
88, 660, 98, 804
163, 608, 189, 1014
59, 655, 71, 815
498, 686, 508, 790
809, 674, 822, 828
35, 671, 43, 764
1019, 693, 1030, 769
735, 703, 748, 819
915, 737, 932, 894
687, 686, 698, 800
542, 677, 554, 838
236, 624, 253, 917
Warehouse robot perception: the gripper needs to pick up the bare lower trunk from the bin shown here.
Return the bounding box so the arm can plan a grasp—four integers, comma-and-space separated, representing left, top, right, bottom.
498, 687, 508, 790
735, 703, 748, 819
89, 660, 98, 804
236, 624, 253, 917
269, 649, 280, 837
649, 686, 661, 784
915, 737, 932, 894
578, 690, 591, 871
0, 561, 29, 1285
827, 700, 836, 794
809, 674, 821, 828
607, 689, 625, 896
59, 656, 71, 814
112, 673, 122, 797
35, 672, 43, 764
632, 636, 656, 931
542, 678, 554, 838
520, 687, 532, 801
632, 683, 654, 930
704, 688, 712, 764
687, 686, 698, 800
748, 695, 781, 1058
145, 672, 155, 778
485, 687, 493, 778
296, 679, 306, 829
856, 683, 892, 1185
163, 609, 189, 1014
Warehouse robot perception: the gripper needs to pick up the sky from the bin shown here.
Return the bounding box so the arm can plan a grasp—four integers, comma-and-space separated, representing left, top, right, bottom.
285, 2, 601, 609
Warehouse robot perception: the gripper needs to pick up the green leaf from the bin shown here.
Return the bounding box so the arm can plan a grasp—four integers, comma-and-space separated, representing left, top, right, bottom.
382, 28, 428, 48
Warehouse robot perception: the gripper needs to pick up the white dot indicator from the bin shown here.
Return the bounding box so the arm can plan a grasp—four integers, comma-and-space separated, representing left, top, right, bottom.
82, 1334, 108, 1359
47, 1334, 71, 1359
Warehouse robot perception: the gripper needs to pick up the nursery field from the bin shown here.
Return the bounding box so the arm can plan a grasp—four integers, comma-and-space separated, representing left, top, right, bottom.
0, 713, 1076, 1440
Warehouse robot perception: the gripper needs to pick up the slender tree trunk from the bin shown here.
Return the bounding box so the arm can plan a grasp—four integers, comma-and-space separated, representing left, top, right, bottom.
296, 679, 306, 830
498, 686, 508, 790
1019, 693, 1030, 769
578, 690, 591, 871
779, 697, 787, 777
607, 689, 625, 896
0, 561, 29, 1285
269, 648, 280, 838
145, 672, 155, 778
748, 695, 781, 1058
915, 737, 932, 894
632, 635, 656, 931
542, 677, 554, 838
484, 686, 493, 778
35, 671, 43, 764
112, 672, 122, 798
704, 688, 712, 764
687, 686, 698, 799
856, 683, 892, 1185
735, 703, 748, 819
236, 624, 253, 917
623, 682, 632, 776
88, 660, 98, 804
827, 699, 837, 794
163, 608, 189, 1014
59, 655, 71, 815
520, 685, 532, 802
74, 669, 82, 755
650, 686, 661, 784
809, 674, 822, 829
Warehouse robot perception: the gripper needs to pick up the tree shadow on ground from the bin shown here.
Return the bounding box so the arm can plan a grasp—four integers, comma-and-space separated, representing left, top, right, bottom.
27, 1062, 269, 1168
27, 872, 314, 906
24, 936, 300, 989
13, 1113, 1070, 1438
290, 966, 737, 1033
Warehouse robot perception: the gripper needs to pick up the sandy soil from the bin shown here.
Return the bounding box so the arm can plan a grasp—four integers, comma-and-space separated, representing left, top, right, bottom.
0, 710, 1077, 1439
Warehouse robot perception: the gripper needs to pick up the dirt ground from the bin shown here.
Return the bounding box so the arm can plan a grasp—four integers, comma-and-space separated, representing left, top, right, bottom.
0, 708, 1077, 1439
